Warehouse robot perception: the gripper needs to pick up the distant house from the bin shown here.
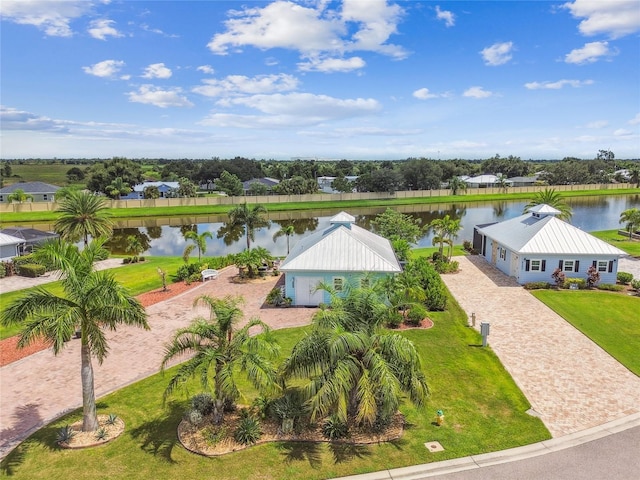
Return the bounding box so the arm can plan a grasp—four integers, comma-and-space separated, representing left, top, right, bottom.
279, 212, 401, 306
464, 175, 512, 188
317, 176, 358, 194
121, 181, 179, 200
0, 232, 25, 261
0, 181, 61, 203
473, 204, 626, 285
242, 177, 280, 195
507, 175, 540, 187
0, 227, 59, 255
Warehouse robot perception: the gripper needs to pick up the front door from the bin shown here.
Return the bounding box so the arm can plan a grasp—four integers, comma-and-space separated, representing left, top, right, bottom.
294, 277, 324, 306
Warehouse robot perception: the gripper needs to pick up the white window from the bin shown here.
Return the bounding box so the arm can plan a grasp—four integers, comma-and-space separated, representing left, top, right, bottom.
597, 260, 608, 272
499, 248, 506, 260
563, 260, 574, 272
43, 194, 48, 201
530, 259, 542, 271
333, 277, 344, 292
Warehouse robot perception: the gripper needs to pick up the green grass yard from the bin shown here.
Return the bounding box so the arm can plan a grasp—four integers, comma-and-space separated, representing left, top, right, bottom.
0, 292, 549, 479
532, 290, 640, 375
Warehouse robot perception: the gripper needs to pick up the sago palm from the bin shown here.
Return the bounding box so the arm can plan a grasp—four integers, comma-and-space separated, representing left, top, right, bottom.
0, 238, 148, 432
161, 295, 280, 424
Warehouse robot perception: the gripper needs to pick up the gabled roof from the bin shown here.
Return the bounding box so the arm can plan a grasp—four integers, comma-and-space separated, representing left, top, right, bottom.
0, 232, 25, 247
477, 207, 625, 256
0, 181, 61, 194
0, 227, 58, 243
132, 181, 179, 192
280, 212, 401, 273
242, 177, 280, 189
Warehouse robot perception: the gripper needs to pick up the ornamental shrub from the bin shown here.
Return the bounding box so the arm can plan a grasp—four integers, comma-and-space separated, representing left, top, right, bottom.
191, 393, 214, 416
565, 278, 586, 289
631, 279, 640, 291
0, 263, 5, 279
596, 283, 624, 292
617, 272, 633, 285
322, 415, 349, 441
406, 305, 428, 326
17, 263, 45, 277
405, 257, 447, 311
524, 281, 552, 290
234, 416, 262, 445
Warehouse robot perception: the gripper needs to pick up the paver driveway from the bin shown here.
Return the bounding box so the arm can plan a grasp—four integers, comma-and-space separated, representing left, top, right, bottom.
0, 267, 317, 459
441, 256, 640, 437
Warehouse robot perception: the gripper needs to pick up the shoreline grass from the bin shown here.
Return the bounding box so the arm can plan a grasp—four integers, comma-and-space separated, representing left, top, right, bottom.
3, 188, 638, 223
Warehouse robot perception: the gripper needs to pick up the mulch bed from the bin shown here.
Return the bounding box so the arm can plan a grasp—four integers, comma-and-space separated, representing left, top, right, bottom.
0, 281, 200, 367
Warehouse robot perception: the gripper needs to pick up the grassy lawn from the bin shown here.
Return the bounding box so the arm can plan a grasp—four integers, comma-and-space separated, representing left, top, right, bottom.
532, 290, 640, 376
590, 230, 640, 257
411, 245, 467, 259
0, 293, 549, 479
0, 257, 186, 340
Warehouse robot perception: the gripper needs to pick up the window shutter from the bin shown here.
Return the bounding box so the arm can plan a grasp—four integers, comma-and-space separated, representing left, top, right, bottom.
608, 261, 614, 273
525, 259, 530, 271
558, 260, 563, 270
592, 260, 597, 267
574, 261, 579, 272
542, 260, 546, 272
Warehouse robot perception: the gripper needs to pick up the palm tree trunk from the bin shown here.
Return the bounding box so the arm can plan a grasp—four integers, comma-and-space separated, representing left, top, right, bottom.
80, 342, 99, 431
246, 232, 251, 251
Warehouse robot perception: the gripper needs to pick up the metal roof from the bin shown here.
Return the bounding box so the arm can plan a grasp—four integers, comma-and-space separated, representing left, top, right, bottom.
0, 232, 25, 247
477, 209, 626, 256
280, 213, 401, 273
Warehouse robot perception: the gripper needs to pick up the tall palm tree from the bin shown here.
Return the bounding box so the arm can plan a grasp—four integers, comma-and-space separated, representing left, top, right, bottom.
495, 174, 510, 193
7, 188, 33, 203
619, 208, 640, 236
429, 214, 461, 258
272, 224, 295, 254
524, 188, 573, 221
0, 238, 148, 432
282, 284, 429, 427
106, 177, 132, 200
228, 203, 270, 250
628, 166, 640, 188
55, 191, 113, 247
448, 177, 467, 196
161, 295, 280, 424
184, 230, 213, 261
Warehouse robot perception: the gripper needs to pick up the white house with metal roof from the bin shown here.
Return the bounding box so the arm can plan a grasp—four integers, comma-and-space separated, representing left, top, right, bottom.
279, 211, 401, 306
0, 232, 26, 261
473, 204, 626, 285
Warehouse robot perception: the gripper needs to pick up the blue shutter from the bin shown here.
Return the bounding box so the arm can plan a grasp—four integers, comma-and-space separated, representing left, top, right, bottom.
574, 261, 580, 272
541, 260, 546, 272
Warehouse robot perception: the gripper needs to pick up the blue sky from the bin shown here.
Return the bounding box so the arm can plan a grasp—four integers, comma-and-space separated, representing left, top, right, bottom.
1, 0, 639, 160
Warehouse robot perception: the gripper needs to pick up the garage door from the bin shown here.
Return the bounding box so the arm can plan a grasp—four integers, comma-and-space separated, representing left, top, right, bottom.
294, 277, 324, 306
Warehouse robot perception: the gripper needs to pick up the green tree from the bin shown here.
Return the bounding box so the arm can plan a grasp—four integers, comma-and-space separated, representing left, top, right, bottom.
331, 176, 355, 193
524, 188, 573, 221
184, 230, 213, 261
105, 177, 132, 200
619, 208, 640, 236
1, 239, 148, 432
272, 224, 295, 254
248, 181, 268, 196
215, 170, 244, 196
176, 177, 198, 197
54, 191, 113, 247
228, 203, 270, 250
7, 188, 33, 203
66, 166, 86, 182
371, 208, 424, 244
282, 284, 429, 427
628, 165, 640, 188
86, 157, 143, 194
161, 295, 280, 424
495, 173, 510, 193
143, 185, 160, 199
448, 176, 467, 195
429, 214, 461, 259
125, 235, 145, 262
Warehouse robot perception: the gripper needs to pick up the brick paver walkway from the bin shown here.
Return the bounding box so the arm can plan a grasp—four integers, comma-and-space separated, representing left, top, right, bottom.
441, 256, 640, 438
0, 267, 316, 458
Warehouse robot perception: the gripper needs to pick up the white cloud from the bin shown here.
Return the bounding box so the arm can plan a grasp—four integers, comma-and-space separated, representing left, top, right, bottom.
193, 74, 299, 97
141, 63, 172, 79
613, 128, 633, 136
435, 5, 455, 27
562, 0, 640, 39
629, 113, 640, 125
127, 85, 193, 108
480, 41, 514, 66
564, 41, 613, 64
202, 92, 380, 128
585, 121, 608, 129
140, 23, 179, 38
524, 79, 594, 89
82, 59, 125, 78
0, 106, 69, 132
0, 0, 92, 37
298, 56, 366, 73
463, 86, 494, 98
413, 88, 442, 100
87, 19, 123, 40
197, 65, 215, 75
207, 0, 407, 64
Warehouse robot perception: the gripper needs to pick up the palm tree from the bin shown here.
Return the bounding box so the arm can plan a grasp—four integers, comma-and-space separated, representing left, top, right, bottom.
7, 188, 33, 203
106, 177, 132, 200
125, 235, 145, 262
0, 238, 148, 432
161, 295, 280, 424
228, 202, 270, 250
429, 214, 461, 259
524, 188, 573, 221
495, 174, 510, 193
443, 216, 462, 260
282, 284, 429, 427
55, 191, 113, 247
448, 177, 467, 196
272, 224, 295, 254
628, 166, 640, 188
184, 230, 213, 261
619, 208, 640, 237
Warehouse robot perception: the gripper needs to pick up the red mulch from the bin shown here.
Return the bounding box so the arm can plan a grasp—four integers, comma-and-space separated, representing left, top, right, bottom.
0, 281, 199, 367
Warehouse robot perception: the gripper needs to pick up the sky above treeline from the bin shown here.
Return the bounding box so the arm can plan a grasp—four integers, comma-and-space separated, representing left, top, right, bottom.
1, 0, 639, 160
